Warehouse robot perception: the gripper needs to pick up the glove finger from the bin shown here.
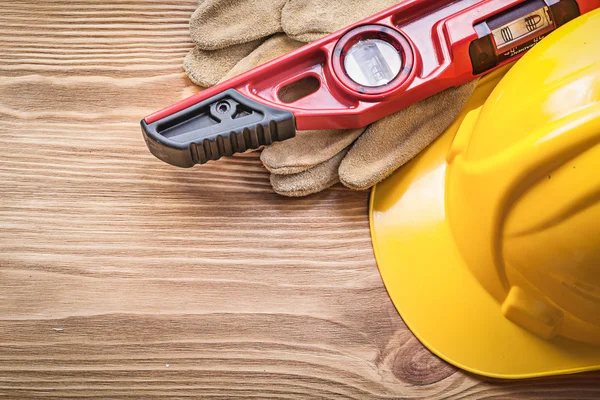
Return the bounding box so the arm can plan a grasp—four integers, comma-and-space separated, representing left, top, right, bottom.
190, 0, 287, 51
184, 40, 263, 87
261, 128, 363, 175
339, 81, 478, 190
270, 147, 348, 197
281, 0, 399, 43
219, 34, 303, 83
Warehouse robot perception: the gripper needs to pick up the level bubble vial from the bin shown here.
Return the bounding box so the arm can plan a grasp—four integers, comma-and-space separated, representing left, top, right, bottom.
343, 39, 402, 87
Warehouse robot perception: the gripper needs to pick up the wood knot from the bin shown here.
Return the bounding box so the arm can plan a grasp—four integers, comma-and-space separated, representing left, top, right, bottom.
392, 337, 457, 385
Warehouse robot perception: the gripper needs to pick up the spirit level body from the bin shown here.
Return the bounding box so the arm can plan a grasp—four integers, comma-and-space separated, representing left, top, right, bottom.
142, 0, 597, 167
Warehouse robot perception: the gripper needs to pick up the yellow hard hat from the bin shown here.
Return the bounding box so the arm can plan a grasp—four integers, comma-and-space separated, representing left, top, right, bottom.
370, 10, 600, 379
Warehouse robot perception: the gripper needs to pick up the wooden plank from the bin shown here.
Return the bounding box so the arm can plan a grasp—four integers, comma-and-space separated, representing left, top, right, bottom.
0, 1, 598, 398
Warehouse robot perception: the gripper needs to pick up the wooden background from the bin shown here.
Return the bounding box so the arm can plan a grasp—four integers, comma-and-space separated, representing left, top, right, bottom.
0, 1, 599, 398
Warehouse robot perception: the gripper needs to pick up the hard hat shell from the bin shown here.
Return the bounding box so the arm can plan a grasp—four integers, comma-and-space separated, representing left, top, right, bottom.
370, 10, 600, 379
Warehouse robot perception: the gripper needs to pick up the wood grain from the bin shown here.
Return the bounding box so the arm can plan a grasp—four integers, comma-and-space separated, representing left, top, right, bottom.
0, 1, 599, 398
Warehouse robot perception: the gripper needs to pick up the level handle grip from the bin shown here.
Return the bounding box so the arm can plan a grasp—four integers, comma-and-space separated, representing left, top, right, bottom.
141, 89, 296, 167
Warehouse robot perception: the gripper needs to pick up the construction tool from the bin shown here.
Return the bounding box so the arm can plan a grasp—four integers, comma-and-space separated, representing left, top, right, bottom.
141, 0, 597, 167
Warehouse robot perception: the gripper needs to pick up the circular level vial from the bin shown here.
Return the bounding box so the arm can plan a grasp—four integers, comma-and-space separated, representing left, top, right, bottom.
333, 25, 414, 97
344, 39, 402, 87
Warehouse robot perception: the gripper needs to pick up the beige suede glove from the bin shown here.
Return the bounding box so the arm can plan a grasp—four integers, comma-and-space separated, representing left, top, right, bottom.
184, 0, 287, 87
185, 0, 477, 196
184, 0, 398, 87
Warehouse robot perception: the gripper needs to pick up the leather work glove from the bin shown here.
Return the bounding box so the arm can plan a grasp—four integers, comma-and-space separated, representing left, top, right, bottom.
185, 0, 477, 196
184, 0, 286, 87
184, 0, 399, 87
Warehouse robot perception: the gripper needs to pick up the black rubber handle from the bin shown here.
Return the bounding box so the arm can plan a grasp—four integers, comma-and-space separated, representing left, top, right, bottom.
141, 89, 296, 167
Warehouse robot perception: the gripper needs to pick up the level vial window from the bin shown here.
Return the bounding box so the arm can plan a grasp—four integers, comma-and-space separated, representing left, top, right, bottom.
492, 7, 553, 50
344, 39, 402, 88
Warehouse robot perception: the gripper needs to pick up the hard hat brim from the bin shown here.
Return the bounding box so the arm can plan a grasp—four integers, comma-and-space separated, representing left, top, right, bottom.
369, 70, 600, 379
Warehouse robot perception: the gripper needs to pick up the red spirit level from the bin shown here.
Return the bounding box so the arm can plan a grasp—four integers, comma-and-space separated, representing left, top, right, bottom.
142, 0, 598, 167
